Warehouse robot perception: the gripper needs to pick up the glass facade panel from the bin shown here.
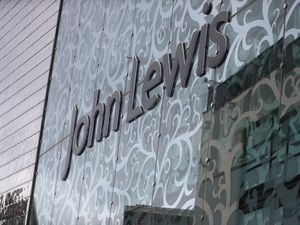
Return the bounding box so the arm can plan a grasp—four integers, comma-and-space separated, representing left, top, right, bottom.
216, 0, 285, 82
197, 68, 282, 224
110, 82, 161, 224
153, 77, 208, 209
273, 25, 300, 224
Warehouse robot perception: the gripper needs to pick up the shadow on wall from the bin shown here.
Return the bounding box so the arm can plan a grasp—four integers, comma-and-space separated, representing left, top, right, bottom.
0, 188, 29, 225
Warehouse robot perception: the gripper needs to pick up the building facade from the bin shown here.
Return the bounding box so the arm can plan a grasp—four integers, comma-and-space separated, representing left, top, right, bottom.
0, 0, 300, 225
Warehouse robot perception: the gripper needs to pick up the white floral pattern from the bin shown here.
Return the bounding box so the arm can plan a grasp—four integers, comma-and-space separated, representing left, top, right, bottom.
34, 0, 300, 224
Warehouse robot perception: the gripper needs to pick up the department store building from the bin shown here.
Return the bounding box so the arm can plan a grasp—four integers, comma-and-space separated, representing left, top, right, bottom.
0, 0, 300, 224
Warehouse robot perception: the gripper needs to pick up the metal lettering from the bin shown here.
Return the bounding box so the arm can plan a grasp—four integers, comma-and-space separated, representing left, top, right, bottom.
103, 90, 123, 138
127, 56, 144, 122
61, 106, 78, 181
87, 90, 105, 147
197, 24, 210, 76
207, 11, 231, 68
73, 115, 90, 156
141, 61, 163, 110
163, 30, 200, 97
61, 8, 232, 181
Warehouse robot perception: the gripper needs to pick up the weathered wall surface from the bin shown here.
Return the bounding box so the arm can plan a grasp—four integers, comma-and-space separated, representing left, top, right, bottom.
0, 0, 60, 224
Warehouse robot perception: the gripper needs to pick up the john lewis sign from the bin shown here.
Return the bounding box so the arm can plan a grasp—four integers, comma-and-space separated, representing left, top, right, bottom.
62, 4, 231, 180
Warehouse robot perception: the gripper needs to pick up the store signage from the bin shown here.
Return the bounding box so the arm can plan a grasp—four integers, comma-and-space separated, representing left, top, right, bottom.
62, 4, 231, 180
